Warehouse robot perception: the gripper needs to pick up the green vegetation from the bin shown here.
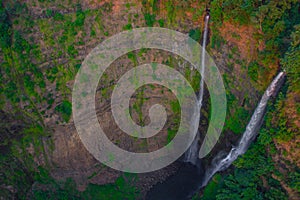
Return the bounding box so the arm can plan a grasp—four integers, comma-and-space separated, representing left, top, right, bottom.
205, 1, 300, 199
55, 100, 72, 122
165, 0, 175, 24
123, 23, 133, 30
0, 1, 141, 198
201, 174, 223, 200
210, 32, 225, 50
0, 0, 299, 199
170, 100, 180, 115
210, 0, 300, 78
201, 102, 290, 199
189, 29, 202, 42
225, 107, 249, 134
144, 13, 156, 27
282, 24, 300, 91
31, 167, 139, 200
157, 19, 164, 27
247, 61, 260, 81
1, 122, 50, 199
201, 84, 299, 199
167, 128, 177, 143
132, 88, 145, 126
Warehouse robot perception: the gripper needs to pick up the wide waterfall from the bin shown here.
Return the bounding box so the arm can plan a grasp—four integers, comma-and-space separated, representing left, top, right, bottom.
201, 71, 286, 187
184, 14, 210, 165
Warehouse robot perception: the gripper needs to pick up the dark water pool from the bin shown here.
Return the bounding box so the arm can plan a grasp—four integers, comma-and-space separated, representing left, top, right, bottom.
146, 161, 204, 200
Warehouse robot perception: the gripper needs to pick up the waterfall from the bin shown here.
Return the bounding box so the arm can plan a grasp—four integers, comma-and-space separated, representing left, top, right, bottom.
199, 14, 210, 108
184, 14, 210, 165
201, 71, 286, 187
184, 131, 200, 165
146, 11, 286, 200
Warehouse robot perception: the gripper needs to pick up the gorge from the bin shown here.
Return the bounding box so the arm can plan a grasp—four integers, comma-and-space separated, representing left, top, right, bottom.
0, 1, 299, 199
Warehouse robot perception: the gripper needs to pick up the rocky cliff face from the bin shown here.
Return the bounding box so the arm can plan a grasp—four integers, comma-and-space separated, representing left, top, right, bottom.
15, 1, 208, 194
0, 0, 263, 193
1, 0, 298, 199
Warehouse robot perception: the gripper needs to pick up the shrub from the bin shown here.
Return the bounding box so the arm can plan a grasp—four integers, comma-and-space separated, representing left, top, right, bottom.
144, 13, 156, 27
55, 100, 72, 122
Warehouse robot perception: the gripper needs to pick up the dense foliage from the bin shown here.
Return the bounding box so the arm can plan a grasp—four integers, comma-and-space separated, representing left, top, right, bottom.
31, 167, 139, 200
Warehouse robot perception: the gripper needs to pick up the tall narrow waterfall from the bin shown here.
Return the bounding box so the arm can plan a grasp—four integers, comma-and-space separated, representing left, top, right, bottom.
201, 71, 286, 187
184, 14, 210, 165
199, 14, 210, 108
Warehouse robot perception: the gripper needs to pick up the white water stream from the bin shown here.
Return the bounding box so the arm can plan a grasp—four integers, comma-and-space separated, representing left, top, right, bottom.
184, 15, 210, 165
201, 71, 286, 186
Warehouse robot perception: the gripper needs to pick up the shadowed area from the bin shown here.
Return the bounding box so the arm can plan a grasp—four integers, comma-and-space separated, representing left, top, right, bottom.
146, 162, 204, 200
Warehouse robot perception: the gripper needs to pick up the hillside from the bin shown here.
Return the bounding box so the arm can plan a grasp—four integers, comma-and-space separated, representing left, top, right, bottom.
0, 0, 299, 199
